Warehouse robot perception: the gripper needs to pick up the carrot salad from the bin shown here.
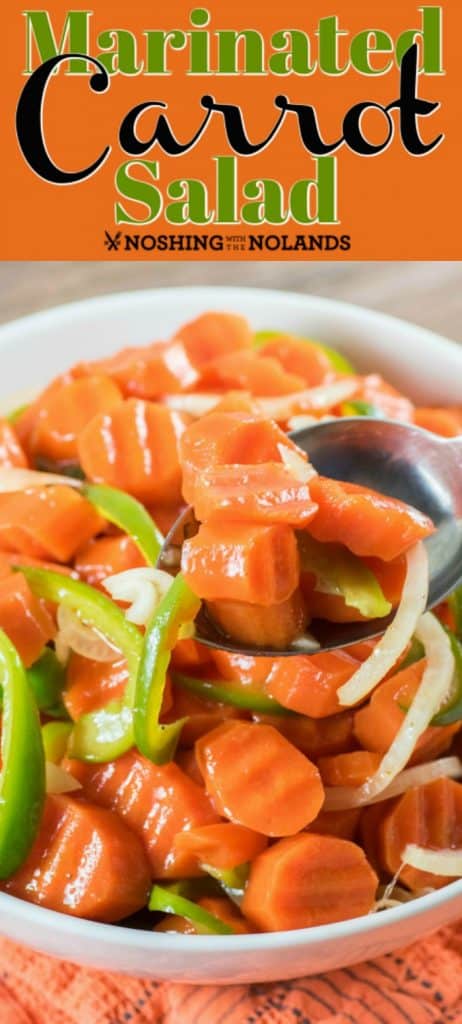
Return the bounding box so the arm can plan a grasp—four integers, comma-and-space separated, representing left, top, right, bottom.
0, 311, 461, 936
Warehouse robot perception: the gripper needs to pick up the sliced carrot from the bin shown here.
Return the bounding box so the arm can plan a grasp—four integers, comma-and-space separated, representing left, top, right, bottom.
66, 751, 220, 878
197, 897, 252, 934
147, 503, 186, 538
359, 801, 394, 874
306, 477, 434, 561
74, 535, 146, 589
301, 553, 406, 625
171, 638, 215, 675
353, 660, 459, 764
435, 600, 457, 633
265, 651, 361, 718
379, 778, 462, 890
14, 373, 75, 456
78, 400, 189, 504
318, 750, 382, 788
353, 374, 414, 422
166, 684, 241, 747
179, 411, 303, 505
191, 462, 318, 528
362, 554, 407, 605
174, 312, 253, 367
414, 406, 462, 438
258, 334, 334, 386
208, 589, 307, 649
0, 486, 103, 563
75, 340, 200, 398
0, 418, 28, 468
155, 897, 251, 934
306, 807, 361, 841
242, 833, 377, 931
196, 720, 324, 836
209, 650, 273, 687
175, 748, 204, 787
199, 351, 305, 395
346, 639, 378, 662
3, 794, 151, 922
252, 711, 355, 760
64, 655, 129, 720
0, 572, 55, 667
181, 522, 299, 606
28, 376, 123, 463
174, 823, 267, 870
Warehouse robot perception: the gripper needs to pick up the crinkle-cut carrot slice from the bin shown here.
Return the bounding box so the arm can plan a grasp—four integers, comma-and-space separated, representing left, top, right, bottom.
265, 651, 361, 719
75, 340, 200, 398
318, 750, 383, 788
74, 535, 146, 590
3, 794, 151, 923
252, 712, 355, 763
191, 463, 317, 528
353, 660, 460, 765
209, 650, 274, 687
0, 572, 55, 667
174, 311, 253, 367
78, 399, 189, 504
64, 752, 220, 879
259, 334, 334, 386
353, 374, 414, 422
306, 476, 434, 561
174, 822, 267, 870
379, 777, 462, 890
414, 406, 462, 438
64, 654, 129, 721
166, 684, 241, 748
242, 833, 378, 931
207, 589, 307, 650
179, 411, 303, 505
13, 373, 75, 455
306, 807, 361, 841
196, 720, 324, 836
181, 522, 299, 606
0, 486, 103, 563
28, 375, 123, 463
0, 418, 28, 468
199, 351, 305, 395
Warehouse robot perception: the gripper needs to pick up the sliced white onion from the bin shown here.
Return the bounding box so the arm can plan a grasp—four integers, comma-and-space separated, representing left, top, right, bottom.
0, 467, 82, 492
277, 443, 318, 484
325, 756, 462, 811
325, 616, 455, 810
403, 844, 462, 878
164, 379, 357, 422
103, 567, 173, 626
46, 761, 82, 794
257, 379, 358, 421
55, 604, 121, 664
338, 543, 429, 707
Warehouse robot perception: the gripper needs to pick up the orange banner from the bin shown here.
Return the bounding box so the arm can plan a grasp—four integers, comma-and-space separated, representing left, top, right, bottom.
2, 1, 461, 259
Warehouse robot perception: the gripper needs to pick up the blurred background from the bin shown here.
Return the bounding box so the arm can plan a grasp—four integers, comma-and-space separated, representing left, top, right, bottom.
0, 262, 461, 343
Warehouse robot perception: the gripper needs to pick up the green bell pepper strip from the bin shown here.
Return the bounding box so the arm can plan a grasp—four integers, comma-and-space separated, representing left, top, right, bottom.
432, 631, 462, 726
0, 628, 45, 879
253, 330, 355, 375
18, 566, 143, 762
297, 533, 392, 620
448, 585, 462, 640
42, 721, 73, 762
83, 484, 163, 567
173, 671, 291, 715
149, 884, 234, 934
340, 400, 385, 419
26, 648, 69, 720
134, 574, 200, 764
202, 863, 249, 906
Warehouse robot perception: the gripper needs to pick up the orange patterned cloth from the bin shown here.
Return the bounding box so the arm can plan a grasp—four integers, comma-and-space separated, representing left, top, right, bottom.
0, 925, 461, 1024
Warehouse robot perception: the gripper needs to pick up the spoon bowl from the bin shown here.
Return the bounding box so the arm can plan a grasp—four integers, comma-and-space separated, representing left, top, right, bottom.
158, 418, 462, 655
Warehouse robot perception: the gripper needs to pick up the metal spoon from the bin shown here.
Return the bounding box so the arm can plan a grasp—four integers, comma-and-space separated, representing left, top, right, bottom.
157, 418, 462, 655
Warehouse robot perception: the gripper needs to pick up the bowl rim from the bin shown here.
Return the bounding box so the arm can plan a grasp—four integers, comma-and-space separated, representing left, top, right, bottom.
0, 283, 461, 953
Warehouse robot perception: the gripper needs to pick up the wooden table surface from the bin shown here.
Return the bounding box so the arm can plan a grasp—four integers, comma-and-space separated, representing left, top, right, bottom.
0, 262, 461, 345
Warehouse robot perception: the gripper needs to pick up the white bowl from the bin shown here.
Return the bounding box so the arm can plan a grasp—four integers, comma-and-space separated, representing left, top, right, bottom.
0, 286, 461, 983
